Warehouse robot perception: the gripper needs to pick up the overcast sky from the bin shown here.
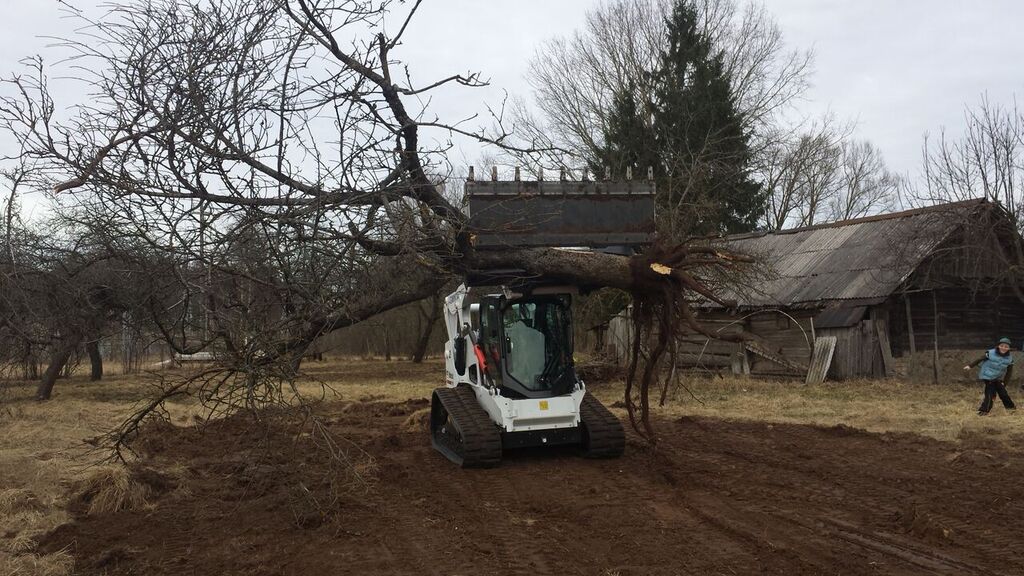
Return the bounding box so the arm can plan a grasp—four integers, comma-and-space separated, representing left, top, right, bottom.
398, 0, 1024, 178
2, 0, 1022, 207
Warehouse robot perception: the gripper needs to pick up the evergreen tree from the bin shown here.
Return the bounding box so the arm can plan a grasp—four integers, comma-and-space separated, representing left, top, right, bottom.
590, 83, 658, 179
595, 0, 765, 237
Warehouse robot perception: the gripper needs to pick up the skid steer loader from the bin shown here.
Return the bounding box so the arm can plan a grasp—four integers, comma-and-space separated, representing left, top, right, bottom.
430, 173, 655, 467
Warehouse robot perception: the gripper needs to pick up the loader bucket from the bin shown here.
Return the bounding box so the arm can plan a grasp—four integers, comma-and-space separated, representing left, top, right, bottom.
466, 179, 655, 250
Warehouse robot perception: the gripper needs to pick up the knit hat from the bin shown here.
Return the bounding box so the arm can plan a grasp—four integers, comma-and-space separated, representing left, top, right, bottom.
998, 337, 1012, 345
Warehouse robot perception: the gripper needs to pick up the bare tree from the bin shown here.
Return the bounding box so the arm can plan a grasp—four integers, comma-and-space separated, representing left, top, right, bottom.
918, 95, 1024, 218
411, 291, 443, 363
910, 95, 1024, 302
0, 214, 136, 398
514, 0, 812, 168
761, 118, 899, 230
761, 118, 846, 229
829, 140, 899, 222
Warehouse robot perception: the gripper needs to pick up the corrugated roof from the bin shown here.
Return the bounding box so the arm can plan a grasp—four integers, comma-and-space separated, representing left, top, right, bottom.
710, 199, 989, 308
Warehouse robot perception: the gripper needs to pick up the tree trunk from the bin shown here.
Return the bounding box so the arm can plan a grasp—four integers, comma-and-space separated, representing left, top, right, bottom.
291, 246, 745, 362
36, 342, 76, 401
412, 294, 442, 363
22, 340, 38, 380
301, 249, 632, 342
86, 340, 103, 381
61, 355, 74, 379
25, 358, 38, 381
383, 325, 392, 362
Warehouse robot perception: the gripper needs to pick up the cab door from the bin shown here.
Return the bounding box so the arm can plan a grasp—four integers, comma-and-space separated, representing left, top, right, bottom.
477, 296, 504, 386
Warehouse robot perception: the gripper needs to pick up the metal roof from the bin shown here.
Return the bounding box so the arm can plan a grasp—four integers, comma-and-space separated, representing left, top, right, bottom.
710, 199, 989, 308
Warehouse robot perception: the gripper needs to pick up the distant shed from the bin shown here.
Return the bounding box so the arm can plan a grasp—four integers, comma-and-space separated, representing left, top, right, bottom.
671, 199, 1024, 379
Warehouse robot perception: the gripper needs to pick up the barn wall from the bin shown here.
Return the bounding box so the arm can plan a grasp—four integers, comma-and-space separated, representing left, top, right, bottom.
609, 296, 1024, 380
678, 307, 892, 380
746, 312, 815, 375
606, 312, 633, 364
818, 319, 883, 380
675, 315, 747, 370
888, 288, 1024, 355
673, 309, 816, 376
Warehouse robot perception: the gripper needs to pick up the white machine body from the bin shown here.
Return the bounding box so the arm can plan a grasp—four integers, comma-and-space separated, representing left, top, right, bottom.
442, 284, 585, 434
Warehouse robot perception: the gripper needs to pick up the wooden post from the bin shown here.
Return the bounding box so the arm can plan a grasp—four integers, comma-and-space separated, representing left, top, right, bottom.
904, 294, 917, 381
875, 319, 895, 377
904, 294, 916, 355
932, 291, 940, 385
732, 343, 750, 376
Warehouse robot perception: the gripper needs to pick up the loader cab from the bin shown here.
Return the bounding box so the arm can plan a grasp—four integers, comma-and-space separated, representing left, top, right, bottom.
477, 293, 577, 399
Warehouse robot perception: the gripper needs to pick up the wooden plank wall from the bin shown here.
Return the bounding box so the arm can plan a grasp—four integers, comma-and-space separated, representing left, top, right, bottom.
675, 317, 744, 369
818, 321, 882, 380
682, 308, 884, 380
676, 310, 816, 376
888, 288, 1024, 355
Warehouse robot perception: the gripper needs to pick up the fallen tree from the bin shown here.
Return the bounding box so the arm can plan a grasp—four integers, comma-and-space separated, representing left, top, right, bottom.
1, 0, 752, 442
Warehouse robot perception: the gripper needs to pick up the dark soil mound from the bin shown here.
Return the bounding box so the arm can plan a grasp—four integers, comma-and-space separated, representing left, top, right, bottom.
39, 403, 1024, 575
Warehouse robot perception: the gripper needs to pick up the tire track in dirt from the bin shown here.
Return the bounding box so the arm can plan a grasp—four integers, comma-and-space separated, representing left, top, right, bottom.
664, 418, 1024, 574
36, 403, 1024, 575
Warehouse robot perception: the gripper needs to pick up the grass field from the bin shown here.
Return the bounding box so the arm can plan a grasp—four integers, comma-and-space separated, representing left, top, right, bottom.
2, 357, 1023, 574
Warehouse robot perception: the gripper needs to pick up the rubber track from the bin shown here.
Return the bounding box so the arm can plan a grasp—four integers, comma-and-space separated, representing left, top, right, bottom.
580, 394, 625, 458
431, 386, 502, 468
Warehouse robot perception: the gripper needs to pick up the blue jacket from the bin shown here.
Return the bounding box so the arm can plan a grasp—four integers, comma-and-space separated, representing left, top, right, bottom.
978, 349, 1014, 381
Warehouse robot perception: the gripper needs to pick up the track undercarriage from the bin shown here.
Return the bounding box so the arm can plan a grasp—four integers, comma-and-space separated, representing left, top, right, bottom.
430, 385, 624, 468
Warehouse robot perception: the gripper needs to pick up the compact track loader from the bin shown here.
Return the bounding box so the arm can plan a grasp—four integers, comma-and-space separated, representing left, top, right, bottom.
430, 173, 656, 467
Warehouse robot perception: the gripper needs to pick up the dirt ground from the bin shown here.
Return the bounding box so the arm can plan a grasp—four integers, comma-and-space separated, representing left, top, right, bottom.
6, 359, 1024, 575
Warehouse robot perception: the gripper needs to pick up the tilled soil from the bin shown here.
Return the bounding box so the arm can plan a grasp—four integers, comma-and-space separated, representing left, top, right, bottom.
39, 397, 1024, 575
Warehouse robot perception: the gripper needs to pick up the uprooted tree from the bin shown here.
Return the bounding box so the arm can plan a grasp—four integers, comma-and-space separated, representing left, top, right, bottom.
0, 0, 752, 443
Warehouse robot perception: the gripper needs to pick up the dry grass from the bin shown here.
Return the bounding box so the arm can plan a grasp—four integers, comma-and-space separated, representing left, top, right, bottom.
2, 355, 1020, 571
628, 373, 1024, 445
298, 358, 441, 401
0, 357, 433, 571
401, 407, 432, 432
74, 467, 151, 515
0, 548, 75, 576
0, 369, 182, 573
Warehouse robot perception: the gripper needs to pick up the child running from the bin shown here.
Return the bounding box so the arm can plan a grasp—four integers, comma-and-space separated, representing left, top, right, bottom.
964, 337, 1016, 416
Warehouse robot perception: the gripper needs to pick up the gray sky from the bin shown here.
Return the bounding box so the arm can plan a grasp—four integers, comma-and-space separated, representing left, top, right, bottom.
2, 0, 1023, 199
767, 0, 1024, 177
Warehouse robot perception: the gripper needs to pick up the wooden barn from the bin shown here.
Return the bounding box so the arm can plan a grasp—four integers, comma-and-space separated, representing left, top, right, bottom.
619, 199, 1024, 380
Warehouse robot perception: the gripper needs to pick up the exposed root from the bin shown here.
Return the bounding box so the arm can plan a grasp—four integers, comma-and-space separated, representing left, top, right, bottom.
624, 241, 750, 444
